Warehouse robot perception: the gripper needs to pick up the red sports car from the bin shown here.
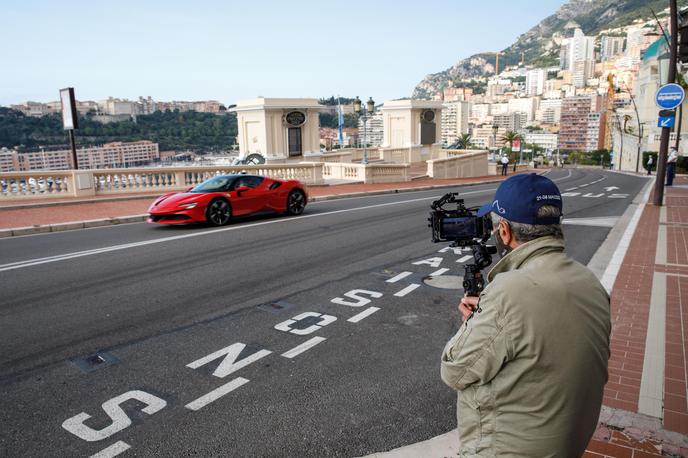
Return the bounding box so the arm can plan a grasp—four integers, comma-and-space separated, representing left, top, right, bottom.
147, 174, 308, 226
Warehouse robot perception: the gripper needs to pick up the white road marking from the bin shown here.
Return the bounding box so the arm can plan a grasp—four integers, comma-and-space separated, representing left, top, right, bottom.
394, 284, 420, 297
331, 289, 383, 307
429, 268, 449, 276
187, 343, 271, 378
274, 312, 337, 335
1, 169, 579, 271
184, 377, 250, 411
90, 441, 131, 458
565, 187, 579, 191
412, 257, 444, 268
579, 183, 589, 187
457, 255, 473, 263
561, 192, 581, 197
438, 246, 464, 254
604, 186, 620, 191
386, 271, 413, 283
562, 217, 618, 228
609, 193, 629, 199
62, 390, 167, 442
347, 307, 380, 323
582, 193, 604, 198
281, 336, 327, 359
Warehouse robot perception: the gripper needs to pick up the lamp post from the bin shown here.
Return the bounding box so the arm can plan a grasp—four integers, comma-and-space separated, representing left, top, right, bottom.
492, 124, 499, 159
354, 96, 375, 164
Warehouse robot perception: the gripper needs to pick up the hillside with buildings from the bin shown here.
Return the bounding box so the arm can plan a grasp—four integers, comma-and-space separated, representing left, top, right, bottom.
413, 0, 684, 99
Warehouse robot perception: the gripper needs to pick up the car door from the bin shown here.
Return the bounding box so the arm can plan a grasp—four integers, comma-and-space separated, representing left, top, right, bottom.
231, 176, 265, 216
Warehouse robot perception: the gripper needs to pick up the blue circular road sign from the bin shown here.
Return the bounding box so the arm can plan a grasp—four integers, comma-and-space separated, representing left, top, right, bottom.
656, 83, 686, 109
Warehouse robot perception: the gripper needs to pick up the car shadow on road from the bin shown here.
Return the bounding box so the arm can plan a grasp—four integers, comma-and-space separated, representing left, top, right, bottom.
148, 211, 288, 232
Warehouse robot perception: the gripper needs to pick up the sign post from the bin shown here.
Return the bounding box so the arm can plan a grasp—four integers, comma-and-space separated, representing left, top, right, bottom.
60, 87, 79, 169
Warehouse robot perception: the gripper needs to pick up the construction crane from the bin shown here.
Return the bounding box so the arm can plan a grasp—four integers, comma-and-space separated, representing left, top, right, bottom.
604, 73, 616, 151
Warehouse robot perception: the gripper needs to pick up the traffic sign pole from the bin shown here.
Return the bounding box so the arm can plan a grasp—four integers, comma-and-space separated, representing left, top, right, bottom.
654, 0, 679, 207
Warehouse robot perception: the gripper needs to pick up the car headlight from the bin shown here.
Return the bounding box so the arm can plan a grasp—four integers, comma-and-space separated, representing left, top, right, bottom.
179, 202, 198, 209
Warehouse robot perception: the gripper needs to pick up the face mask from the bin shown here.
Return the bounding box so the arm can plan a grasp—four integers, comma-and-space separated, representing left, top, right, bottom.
492, 223, 513, 258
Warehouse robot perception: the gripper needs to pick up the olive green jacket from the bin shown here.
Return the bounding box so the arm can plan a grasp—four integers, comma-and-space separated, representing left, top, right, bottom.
440, 236, 610, 457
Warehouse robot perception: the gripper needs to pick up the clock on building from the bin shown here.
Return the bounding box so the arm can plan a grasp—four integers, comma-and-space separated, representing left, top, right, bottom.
285, 111, 306, 127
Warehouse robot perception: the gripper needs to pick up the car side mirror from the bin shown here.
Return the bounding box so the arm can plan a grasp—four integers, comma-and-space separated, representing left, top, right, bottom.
235, 185, 249, 195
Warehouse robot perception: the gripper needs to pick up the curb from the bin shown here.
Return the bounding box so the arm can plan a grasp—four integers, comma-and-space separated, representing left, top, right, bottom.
0, 173, 537, 238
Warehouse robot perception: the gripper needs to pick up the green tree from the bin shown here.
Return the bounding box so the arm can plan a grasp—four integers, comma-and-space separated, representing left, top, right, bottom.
499, 130, 523, 162
456, 133, 472, 149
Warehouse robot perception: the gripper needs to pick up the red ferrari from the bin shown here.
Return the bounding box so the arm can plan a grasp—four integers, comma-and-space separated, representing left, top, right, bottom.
147, 174, 308, 226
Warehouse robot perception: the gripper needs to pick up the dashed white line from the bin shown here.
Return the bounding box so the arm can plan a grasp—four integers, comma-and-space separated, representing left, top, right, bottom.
457, 255, 473, 263
347, 307, 380, 323
429, 268, 449, 276
184, 377, 250, 411
386, 271, 413, 283
394, 284, 420, 297
90, 442, 131, 458
281, 336, 327, 359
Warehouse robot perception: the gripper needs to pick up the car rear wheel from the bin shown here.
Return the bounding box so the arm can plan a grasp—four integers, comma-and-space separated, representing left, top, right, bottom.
206, 198, 231, 226
285, 190, 306, 215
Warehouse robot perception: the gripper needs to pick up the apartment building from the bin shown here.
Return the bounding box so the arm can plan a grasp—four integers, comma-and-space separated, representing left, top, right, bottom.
5, 141, 160, 171
558, 95, 604, 152
493, 112, 527, 131
441, 101, 471, 145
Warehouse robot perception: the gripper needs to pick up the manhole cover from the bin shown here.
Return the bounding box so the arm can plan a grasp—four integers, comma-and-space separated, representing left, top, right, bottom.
423, 275, 463, 290
72, 352, 119, 373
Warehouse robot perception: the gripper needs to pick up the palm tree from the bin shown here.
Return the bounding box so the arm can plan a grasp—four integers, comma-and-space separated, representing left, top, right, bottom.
456, 133, 472, 149
499, 130, 523, 163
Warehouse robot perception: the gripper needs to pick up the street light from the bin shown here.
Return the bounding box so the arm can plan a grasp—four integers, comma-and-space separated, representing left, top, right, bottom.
353, 96, 375, 164
492, 124, 499, 158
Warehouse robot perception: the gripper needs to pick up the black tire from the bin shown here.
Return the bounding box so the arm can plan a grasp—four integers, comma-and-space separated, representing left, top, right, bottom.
206, 198, 231, 226
285, 189, 306, 216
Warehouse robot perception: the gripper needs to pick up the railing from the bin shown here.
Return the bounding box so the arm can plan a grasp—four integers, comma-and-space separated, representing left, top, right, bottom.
426, 151, 489, 179
0, 171, 73, 199
0, 163, 325, 200
322, 163, 410, 184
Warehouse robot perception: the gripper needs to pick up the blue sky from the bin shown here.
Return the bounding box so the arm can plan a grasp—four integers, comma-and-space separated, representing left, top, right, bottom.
1, 0, 566, 106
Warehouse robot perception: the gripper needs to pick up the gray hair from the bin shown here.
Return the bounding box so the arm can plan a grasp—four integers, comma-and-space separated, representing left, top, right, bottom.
490, 205, 564, 243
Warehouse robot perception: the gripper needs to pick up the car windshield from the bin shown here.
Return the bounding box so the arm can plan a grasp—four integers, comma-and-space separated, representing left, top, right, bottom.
189, 176, 234, 192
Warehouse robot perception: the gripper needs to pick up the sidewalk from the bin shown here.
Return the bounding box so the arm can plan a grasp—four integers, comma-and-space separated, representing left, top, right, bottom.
0, 173, 527, 236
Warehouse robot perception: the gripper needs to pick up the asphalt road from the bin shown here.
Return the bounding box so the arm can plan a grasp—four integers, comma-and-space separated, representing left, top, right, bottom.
0, 168, 649, 457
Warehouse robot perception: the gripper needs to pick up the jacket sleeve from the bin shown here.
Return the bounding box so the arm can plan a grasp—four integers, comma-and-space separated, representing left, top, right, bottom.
440, 288, 513, 391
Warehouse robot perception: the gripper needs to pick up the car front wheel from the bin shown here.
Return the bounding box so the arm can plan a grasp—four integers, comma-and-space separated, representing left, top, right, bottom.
206, 198, 231, 226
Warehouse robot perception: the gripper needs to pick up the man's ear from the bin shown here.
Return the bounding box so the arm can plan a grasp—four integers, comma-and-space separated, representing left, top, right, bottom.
499, 219, 514, 246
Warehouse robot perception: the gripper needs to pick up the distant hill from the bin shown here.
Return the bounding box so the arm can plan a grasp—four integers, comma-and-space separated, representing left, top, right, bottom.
413, 0, 685, 99
0, 108, 238, 152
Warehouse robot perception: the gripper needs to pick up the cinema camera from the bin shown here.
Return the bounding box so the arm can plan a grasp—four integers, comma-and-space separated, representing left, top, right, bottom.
428, 193, 497, 297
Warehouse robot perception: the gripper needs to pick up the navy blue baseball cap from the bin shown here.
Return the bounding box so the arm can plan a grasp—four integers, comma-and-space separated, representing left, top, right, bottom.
477, 173, 563, 225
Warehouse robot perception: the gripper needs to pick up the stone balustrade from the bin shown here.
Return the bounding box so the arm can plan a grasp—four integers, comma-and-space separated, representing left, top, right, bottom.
322, 162, 410, 184
426, 151, 489, 179
0, 163, 325, 200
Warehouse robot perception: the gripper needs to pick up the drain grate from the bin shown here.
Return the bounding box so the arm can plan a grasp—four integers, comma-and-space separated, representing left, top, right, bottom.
72, 352, 119, 373
257, 300, 295, 314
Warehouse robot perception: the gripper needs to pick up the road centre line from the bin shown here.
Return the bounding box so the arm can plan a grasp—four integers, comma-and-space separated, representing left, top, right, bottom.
394, 284, 420, 297
386, 272, 413, 283
0, 169, 579, 272
281, 336, 327, 359
90, 441, 131, 458
457, 255, 473, 263
430, 268, 449, 276
184, 377, 250, 411
347, 307, 380, 323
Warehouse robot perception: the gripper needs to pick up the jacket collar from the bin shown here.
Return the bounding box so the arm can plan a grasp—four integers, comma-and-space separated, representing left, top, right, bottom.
487, 236, 565, 282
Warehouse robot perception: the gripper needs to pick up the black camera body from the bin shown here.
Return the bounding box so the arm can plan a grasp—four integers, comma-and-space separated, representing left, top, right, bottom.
428, 193, 497, 297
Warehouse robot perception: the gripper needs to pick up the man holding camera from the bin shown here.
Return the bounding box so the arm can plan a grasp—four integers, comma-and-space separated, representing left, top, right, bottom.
440, 174, 611, 457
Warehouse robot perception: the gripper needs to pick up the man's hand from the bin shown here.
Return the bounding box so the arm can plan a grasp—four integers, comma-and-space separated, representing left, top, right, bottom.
458, 294, 480, 321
